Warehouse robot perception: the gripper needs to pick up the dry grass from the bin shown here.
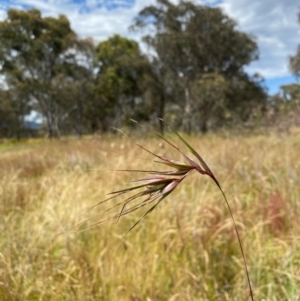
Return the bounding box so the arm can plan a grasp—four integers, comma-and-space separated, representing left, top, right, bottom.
0, 132, 300, 300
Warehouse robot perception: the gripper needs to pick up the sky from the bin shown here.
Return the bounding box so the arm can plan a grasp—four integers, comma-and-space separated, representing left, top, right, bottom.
0, 0, 299, 95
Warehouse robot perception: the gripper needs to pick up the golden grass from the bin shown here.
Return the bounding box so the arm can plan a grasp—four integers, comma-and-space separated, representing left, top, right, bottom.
0, 132, 300, 300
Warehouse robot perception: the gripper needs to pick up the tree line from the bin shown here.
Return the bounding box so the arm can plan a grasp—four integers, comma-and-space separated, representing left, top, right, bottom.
0, 0, 299, 138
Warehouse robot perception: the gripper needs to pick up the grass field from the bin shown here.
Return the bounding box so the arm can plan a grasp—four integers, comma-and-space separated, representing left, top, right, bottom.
0, 130, 300, 301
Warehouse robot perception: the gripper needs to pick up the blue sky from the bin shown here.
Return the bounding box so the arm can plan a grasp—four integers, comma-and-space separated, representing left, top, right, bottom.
0, 0, 299, 95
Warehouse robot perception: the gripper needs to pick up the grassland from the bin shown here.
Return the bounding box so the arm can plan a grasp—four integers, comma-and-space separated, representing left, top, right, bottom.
0, 130, 300, 301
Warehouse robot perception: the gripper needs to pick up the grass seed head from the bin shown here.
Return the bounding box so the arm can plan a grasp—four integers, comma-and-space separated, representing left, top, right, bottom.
79, 125, 254, 301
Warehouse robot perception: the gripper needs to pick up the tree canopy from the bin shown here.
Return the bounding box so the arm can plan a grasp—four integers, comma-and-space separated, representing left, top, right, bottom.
2, 3, 298, 138
92, 35, 150, 130
132, 0, 267, 132
0, 9, 93, 137
290, 11, 300, 77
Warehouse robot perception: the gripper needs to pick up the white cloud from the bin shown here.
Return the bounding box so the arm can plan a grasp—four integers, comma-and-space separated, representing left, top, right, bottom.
0, 0, 299, 81
220, 0, 299, 78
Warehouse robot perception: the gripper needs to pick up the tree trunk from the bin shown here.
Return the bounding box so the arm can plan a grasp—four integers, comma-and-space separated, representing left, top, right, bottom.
181, 86, 192, 134
199, 118, 208, 133
76, 87, 83, 138
158, 93, 165, 133
46, 110, 60, 138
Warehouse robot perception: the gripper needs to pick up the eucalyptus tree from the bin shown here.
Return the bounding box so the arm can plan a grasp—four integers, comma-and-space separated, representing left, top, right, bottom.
285, 10, 300, 127
0, 82, 33, 138
93, 35, 150, 130
0, 89, 25, 138
132, 0, 266, 132
56, 38, 96, 136
290, 11, 300, 77
279, 84, 300, 119
0, 9, 91, 137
